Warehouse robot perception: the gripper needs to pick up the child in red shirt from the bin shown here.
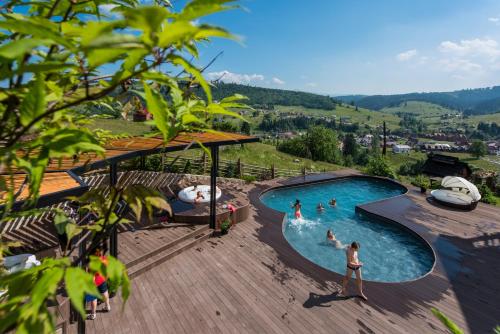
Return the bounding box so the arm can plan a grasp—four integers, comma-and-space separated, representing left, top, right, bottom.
85, 248, 111, 320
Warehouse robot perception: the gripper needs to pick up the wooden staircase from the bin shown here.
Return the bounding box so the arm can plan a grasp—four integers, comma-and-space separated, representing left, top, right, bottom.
125, 224, 212, 279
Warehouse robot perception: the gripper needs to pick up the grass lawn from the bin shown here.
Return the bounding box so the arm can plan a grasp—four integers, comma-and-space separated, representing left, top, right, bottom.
168, 143, 342, 172
86, 118, 151, 136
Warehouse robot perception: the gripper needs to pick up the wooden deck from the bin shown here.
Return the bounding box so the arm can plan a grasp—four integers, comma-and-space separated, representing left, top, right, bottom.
80, 173, 500, 334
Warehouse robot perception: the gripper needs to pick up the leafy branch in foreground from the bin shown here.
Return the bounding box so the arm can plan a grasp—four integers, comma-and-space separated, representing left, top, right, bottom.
0, 0, 247, 332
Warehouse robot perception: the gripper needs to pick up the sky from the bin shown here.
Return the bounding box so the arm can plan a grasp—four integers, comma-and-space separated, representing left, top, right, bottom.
184, 0, 500, 96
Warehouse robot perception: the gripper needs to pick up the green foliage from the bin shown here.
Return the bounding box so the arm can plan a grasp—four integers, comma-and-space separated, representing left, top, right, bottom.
342, 133, 359, 158
0, 0, 245, 332
240, 121, 251, 135
365, 156, 396, 179
207, 82, 338, 110
469, 140, 488, 158
220, 219, 231, 234
476, 183, 497, 205
431, 308, 464, 334
411, 175, 430, 189
278, 126, 341, 164
398, 159, 425, 176
343, 154, 354, 167
241, 175, 257, 183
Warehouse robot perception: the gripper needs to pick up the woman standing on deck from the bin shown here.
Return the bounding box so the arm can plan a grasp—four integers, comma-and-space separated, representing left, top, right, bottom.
341, 241, 367, 301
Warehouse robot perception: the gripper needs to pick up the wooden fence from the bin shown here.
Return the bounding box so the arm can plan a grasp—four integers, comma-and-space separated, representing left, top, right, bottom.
161, 154, 309, 180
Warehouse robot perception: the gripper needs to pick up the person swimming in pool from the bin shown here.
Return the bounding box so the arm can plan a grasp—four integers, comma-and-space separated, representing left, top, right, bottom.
329, 198, 337, 207
326, 229, 343, 249
292, 199, 302, 219
317, 202, 325, 212
341, 241, 367, 301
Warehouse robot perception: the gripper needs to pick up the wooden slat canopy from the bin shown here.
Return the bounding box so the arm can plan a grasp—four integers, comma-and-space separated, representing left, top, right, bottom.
1, 132, 258, 206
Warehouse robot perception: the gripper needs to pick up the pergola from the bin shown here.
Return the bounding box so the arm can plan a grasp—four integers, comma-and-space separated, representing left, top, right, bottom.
1, 131, 259, 254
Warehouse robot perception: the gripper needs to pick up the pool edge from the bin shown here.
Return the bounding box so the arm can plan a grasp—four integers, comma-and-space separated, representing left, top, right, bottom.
256, 173, 438, 284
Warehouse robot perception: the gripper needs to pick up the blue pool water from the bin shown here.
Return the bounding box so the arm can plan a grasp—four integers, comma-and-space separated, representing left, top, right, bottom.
260, 178, 434, 282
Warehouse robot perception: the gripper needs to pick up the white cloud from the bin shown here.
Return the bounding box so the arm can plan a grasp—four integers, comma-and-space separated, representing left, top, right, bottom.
306, 82, 317, 87
488, 17, 500, 23
439, 58, 482, 73
396, 49, 418, 62
272, 77, 285, 85
206, 70, 265, 84
438, 38, 500, 59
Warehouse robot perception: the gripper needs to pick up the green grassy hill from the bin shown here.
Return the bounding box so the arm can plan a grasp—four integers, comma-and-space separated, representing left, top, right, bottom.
276, 105, 401, 130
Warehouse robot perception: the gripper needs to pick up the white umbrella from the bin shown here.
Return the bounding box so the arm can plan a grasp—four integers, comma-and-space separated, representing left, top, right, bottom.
441, 176, 481, 202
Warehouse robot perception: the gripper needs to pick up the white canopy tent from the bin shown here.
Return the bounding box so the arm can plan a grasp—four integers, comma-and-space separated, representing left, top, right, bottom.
431, 176, 481, 209
441, 176, 481, 201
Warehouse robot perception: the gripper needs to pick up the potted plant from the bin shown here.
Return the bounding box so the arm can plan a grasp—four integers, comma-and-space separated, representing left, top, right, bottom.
220, 219, 231, 235
412, 175, 430, 193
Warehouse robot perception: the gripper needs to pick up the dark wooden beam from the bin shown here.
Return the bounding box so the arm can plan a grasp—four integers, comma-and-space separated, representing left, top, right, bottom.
209, 146, 219, 229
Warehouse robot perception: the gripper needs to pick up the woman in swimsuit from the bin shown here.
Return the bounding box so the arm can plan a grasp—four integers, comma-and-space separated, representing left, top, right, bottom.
292, 199, 302, 219
341, 241, 367, 301
317, 202, 325, 212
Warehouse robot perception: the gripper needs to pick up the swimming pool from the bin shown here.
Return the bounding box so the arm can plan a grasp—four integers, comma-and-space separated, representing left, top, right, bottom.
260, 177, 434, 283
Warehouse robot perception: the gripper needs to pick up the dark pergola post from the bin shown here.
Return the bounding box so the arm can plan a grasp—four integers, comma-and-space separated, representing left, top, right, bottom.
140, 155, 146, 170
109, 162, 118, 258
209, 145, 219, 230
76, 238, 86, 334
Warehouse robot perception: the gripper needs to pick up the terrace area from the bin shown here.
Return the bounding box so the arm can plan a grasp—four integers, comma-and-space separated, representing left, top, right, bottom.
3, 133, 499, 334
75, 171, 498, 334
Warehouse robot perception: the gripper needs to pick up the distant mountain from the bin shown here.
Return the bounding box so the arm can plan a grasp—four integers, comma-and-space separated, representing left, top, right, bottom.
337, 86, 500, 115
334, 95, 367, 104
209, 83, 338, 110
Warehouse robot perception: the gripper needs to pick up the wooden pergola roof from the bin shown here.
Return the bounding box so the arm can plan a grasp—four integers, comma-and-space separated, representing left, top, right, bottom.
1, 131, 258, 207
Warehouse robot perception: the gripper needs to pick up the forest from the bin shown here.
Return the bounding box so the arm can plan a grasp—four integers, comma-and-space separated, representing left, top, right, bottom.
208, 83, 339, 110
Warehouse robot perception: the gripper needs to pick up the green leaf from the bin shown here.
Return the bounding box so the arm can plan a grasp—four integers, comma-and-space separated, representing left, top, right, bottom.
65, 267, 100, 317
0, 15, 74, 50
431, 308, 464, 334
19, 74, 46, 127
143, 82, 171, 142
178, 0, 237, 21
169, 54, 212, 103
31, 267, 64, 310
0, 38, 51, 59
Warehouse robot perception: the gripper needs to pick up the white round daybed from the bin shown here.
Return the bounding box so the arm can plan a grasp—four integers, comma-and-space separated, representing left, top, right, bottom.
430, 176, 481, 210
178, 185, 221, 204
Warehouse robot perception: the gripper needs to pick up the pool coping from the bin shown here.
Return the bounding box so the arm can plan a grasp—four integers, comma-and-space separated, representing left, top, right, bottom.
255, 173, 439, 285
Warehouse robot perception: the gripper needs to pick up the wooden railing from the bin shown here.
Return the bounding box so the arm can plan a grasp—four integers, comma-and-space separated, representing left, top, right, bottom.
161, 154, 311, 180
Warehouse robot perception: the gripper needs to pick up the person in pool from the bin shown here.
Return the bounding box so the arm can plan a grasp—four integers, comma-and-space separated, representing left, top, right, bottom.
194, 191, 205, 204
292, 199, 302, 219
326, 229, 343, 249
341, 241, 367, 301
329, 198, 337, 207
317, 202, 325, 212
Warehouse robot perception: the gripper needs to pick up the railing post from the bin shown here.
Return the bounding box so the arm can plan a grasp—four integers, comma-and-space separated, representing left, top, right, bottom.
140, 155, 145, 170
237, 158, 242, 178
202, 152, 207, 175
271, 164, 275, 179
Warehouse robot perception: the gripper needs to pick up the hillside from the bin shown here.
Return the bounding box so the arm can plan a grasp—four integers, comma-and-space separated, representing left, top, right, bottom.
338, 86, 500, 115
209, 83, 338, 110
